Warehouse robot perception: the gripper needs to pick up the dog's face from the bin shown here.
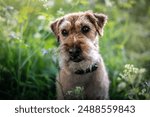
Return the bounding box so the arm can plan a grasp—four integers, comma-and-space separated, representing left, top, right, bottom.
51, 11, 107, 72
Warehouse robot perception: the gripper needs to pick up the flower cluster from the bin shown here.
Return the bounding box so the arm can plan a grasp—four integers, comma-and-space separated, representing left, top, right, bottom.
117, 64, 149, 99
118, 64, 146, 84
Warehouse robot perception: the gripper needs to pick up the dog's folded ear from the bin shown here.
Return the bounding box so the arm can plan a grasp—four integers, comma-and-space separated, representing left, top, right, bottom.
94, 13, 107, 28
50, 18, 63, 43
94, 13, 107, 36
86, 11, 107, 36
50, 20, 59, 42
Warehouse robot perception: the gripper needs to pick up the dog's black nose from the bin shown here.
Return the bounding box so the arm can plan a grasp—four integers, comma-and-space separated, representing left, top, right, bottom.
69, 47, 81, 56
69, 47, 82, 62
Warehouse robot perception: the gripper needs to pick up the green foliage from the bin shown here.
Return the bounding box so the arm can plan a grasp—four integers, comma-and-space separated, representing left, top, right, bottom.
117, 64, 149, 99
65, 86, 84, 100
0, 0, 149, 99
0, 38, 58, 99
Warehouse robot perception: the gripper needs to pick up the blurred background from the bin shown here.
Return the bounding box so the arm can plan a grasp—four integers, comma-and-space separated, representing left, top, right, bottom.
0, 0, 149, 99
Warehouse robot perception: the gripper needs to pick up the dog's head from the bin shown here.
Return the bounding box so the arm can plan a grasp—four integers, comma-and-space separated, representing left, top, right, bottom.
50, 11, 107, 72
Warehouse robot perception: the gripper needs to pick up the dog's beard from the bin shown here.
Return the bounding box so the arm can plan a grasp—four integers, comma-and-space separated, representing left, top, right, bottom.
68, 49, 100, 72
59, 39, 101, 73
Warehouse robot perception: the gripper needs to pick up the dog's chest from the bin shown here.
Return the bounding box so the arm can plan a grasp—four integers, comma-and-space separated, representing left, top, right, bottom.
70, 72, 95, 86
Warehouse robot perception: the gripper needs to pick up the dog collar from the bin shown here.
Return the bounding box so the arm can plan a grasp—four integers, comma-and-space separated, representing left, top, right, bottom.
74, 63, 98, 75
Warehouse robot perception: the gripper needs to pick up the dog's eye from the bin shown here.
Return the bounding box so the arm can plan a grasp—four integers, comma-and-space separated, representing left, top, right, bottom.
61, 29, 68, 36
81, 26, 90, 33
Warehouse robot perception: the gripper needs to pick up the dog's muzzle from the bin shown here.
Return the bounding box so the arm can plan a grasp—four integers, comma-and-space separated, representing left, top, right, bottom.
69, 46, 83, 62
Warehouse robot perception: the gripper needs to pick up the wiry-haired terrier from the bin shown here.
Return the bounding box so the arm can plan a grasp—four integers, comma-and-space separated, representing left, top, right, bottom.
51, 11, 109, 100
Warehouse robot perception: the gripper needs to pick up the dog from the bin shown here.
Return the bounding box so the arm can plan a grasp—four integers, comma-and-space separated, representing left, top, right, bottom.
50, 11, 109, 99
